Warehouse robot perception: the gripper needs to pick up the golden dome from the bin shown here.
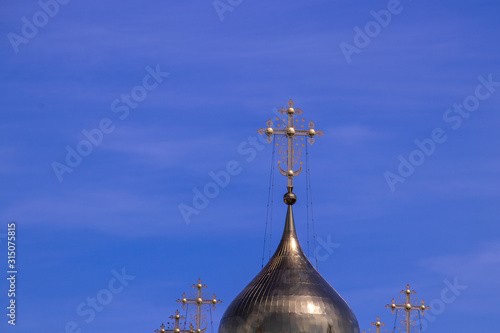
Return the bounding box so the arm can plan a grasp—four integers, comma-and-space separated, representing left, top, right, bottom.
219, 205, 359, 333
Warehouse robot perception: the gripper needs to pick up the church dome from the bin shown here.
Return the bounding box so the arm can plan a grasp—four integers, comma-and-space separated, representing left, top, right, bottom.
219, 204, 360, 333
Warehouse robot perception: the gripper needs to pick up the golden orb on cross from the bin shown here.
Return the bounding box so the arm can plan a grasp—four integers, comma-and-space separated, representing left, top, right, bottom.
155, 323, 167, 333
287, 107, 295, 115
283, 189, 297, 205
368, 316, 386, 333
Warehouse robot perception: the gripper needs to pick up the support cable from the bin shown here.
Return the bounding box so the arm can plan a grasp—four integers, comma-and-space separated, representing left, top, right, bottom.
306, 142, 310, 257
392, 309, 398, 333
262, 136, 276, 267
184, 305, 189, 329
306, 143, 319, 270
269, 136, 275, 261
418, 310, 423, 332
210, 306, 214, 333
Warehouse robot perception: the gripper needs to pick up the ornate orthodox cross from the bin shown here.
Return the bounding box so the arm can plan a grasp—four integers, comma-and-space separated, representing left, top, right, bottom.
385, 284, 430, 333
154, 310, 193, 333
362, 316, 387, 333
258, 99, 323, 190
176, 278, 222, 333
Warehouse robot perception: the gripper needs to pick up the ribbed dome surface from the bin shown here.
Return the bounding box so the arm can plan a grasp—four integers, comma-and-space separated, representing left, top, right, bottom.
219, 205, 359, 333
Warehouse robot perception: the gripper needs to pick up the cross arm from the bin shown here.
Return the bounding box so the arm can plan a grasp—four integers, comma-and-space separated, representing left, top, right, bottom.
294, 129, 310, 136
385, 302, 429, 314
257, 127, 286, 143
385, 303, 406, 310
271, 129, 286, 136
257, 128, 286, 136
178, 297, 197, 302
296, 128, 323, 138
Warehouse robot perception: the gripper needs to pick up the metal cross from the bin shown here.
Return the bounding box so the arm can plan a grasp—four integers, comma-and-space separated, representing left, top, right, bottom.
385, 284, 430, 333
155, 323, 167, 333
362, 316, 387, 333
176, 278, 222, 333
154, 310, 194, 333
258, 99, 323, 189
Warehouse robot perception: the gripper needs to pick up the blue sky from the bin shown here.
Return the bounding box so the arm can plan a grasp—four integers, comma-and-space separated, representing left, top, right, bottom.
1, 0, 499, 332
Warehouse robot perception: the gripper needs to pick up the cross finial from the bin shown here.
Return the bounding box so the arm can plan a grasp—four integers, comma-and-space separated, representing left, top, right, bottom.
362, 316, 388, 333
155, 310, 194, 333
257, 99, 323, 204
385, 284, 430, 333
154, 323, 167, 333
176, 278, 222, 332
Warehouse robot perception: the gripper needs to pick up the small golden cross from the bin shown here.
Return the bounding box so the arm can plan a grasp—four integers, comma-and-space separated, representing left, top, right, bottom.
154, 310, 195, 333
385, 284, 430, 333
154, 323, 167, 333
362, 316, 387, 333
176, 278, 222, 332
258, 99, 323, 189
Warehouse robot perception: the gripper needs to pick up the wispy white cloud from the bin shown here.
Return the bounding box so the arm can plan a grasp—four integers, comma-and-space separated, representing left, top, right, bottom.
422, 242, 500, 286
324, 124, 387, 145
0, 189, 163, 234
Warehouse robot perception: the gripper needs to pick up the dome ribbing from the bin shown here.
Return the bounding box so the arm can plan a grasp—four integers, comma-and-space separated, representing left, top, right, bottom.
219, 205, 359, 333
